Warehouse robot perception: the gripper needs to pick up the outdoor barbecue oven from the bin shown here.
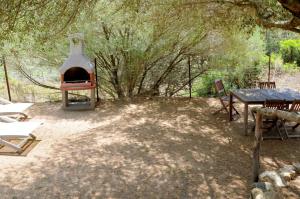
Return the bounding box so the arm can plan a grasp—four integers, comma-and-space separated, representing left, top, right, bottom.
59, 33, 96, 110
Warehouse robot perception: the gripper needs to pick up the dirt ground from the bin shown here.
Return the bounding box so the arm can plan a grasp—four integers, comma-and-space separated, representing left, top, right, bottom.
0, 95, 299, 198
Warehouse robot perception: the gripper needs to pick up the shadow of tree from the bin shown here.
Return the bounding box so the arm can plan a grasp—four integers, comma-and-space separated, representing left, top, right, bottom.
0, 98, 299, 198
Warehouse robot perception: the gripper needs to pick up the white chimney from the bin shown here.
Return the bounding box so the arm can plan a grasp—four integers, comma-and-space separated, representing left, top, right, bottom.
59, 33, 94, 74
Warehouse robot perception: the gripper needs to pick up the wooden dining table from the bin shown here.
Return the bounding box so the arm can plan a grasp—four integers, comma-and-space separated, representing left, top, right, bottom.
229, 88, 300, 135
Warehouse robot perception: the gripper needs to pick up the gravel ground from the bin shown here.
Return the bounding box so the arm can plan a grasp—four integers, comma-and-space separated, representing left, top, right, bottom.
0, 95, 299, 198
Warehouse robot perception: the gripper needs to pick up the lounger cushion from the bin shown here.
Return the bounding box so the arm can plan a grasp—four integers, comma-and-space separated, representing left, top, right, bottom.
0, 103, 33, 114
0, 122, 40, 137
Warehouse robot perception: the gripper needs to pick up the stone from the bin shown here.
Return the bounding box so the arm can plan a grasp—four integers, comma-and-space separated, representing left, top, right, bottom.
251, 183, 280, 199
263, 191, 280, 199
293, 163, 300, 174
251, 188, 265, 199
278, 165, 296, 181
259, 171, 286, 188
282, 165, 296, 172
252, 182, 274, 192
289, 176, 300, 190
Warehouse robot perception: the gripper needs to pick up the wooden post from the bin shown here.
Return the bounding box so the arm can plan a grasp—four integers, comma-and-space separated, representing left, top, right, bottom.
94, 58, 100, 102
253, 112, 263, 182
268, 54, 271, 83
62, 90, 68, 109
244, 103, 249, 135
229, 92, 233, 121
188, 56, 192, 99
2, 56, 11, 101
90, 89, 95, 108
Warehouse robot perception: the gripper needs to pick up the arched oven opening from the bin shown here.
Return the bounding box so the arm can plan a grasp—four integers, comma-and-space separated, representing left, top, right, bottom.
63, 67, 90, 83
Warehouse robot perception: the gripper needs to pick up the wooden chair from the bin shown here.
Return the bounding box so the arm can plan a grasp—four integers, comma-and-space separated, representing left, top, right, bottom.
264, 99, 287, 110
252, 99, 287, 140
258, 82, 276, 89
262, 100, 287, 140
213, 79, 239, 118
281, 100, 300, 139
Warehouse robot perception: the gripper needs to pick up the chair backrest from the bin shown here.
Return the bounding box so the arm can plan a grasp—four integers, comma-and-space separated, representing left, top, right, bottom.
259, 82, 276, 89
289, 100, 300, 112
214, 79, 226, 96
263, 99, 286, 110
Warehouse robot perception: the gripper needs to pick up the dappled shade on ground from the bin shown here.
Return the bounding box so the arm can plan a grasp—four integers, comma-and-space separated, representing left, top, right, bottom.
0, 98, 299, 198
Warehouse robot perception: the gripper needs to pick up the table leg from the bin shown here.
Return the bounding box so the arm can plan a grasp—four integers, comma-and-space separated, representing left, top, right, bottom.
229, 92, 233, 121
244, 103, 249, 135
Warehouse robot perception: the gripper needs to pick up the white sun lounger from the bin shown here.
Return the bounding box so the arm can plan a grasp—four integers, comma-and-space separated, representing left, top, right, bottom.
0, 103, 33, 119
0, 97, 12, 105
0, 122, 40, 153
0, 116, 18, 122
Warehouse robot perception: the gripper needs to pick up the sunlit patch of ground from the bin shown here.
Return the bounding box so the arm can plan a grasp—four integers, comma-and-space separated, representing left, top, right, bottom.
0, 97, 299, 198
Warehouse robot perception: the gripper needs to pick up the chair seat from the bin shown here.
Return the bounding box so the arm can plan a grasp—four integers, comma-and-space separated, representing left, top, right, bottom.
220, 96, 238, 103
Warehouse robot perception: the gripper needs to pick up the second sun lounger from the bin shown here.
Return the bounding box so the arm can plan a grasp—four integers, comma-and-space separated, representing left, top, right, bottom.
0, 121, 40, 153
0, 103, 33, 119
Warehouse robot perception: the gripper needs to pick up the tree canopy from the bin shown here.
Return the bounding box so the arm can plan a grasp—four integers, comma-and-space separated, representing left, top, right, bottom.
0, 0, 95, 44
0, 0, 299, 100
0, 0, 299, 47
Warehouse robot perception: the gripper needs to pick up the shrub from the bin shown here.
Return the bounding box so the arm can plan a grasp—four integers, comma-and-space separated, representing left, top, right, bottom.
280, 39, 300, 66
194, 64, 261, 97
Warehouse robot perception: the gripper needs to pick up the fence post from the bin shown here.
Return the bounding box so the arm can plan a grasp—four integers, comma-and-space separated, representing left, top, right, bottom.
2, 56, 11, 101
94, 58, 100, 102
188, 56, 192, 98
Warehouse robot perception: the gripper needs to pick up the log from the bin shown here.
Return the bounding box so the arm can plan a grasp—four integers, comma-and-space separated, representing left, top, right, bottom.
251, 107, 300, 182
253, 112, 263, 182
252, 107, 300, 123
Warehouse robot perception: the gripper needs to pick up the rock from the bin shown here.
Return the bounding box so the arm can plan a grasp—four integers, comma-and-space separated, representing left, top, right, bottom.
251, 183, 281, 199
251, 188, 264, 199
259, 171, 286, 188
263, 191, 280, 199
252, 182, 274, 192
289, 176, 300, 190
278, 165, 296, 181
293, 163, 300, 174
282, 165, 296, 172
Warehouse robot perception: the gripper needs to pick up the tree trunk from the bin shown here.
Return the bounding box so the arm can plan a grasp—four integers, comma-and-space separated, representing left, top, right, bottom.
111, 69, 124, 99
